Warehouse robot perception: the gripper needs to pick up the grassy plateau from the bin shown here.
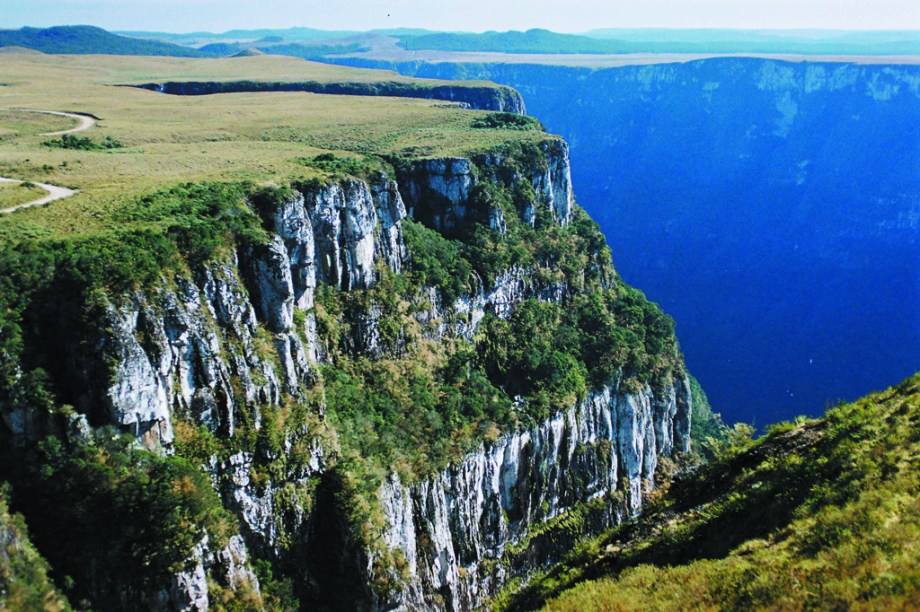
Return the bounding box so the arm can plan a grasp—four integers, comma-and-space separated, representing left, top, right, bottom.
0, 53, 545, 240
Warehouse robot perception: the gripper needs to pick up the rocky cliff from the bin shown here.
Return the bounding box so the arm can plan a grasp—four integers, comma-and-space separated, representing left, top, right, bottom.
130, 79, 526, 113
0, 133, 690, 610
378, 378, 690, 611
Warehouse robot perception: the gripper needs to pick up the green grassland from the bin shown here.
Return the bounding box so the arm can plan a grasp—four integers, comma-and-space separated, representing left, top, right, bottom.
0, 110, 74, 140
0, 53, 546, 240
498, 373, 920, 611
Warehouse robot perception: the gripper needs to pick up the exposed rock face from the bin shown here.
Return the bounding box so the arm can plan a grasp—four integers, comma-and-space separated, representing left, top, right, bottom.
412, 266, 566, 344
92, 175, 412, 451
267, 191, 316, 310
399, 140, 575, 232
265, 177, 408, 294
99, 259, 286, 447
372, 178, 408, 276
530, 140, 575, 226
162, 534, 261, 612
401, 158, 475, 231
246, 236, 296, 333
304, 179, 379, 291
224, 444, 325, 559
377, 378, 691, 611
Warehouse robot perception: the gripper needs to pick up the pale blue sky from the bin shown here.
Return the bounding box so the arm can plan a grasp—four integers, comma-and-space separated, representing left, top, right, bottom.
3, 0, 919, 33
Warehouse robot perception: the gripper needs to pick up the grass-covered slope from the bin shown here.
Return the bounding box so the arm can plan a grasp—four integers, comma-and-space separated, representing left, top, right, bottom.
500, 373, 920, 610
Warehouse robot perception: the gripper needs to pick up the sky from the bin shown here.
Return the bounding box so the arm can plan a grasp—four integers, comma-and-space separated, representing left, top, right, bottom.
3, 0, 920, 34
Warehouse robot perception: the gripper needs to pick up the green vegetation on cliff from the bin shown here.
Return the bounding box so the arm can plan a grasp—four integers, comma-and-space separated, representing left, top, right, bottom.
0, 487, 70, 611
499, 373, 920, 611
1, 432, 235, 609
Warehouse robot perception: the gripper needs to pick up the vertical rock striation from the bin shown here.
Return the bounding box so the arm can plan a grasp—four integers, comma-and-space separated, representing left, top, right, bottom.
377, 378, 691, 611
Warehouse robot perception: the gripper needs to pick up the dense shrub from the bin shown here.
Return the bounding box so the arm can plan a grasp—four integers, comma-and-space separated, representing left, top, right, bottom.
401, 219, 473, 304
323, 350, 514, 477
42, 134, 123, 151
471, 113, 543, 131
295, 153, 390, 180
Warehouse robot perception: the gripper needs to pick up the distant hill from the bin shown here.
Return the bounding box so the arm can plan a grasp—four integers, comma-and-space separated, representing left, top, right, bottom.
230, 48, 265, 58
117, 27, 437, 45
0, 25, 367, 60
583, 27, 920, 55
0, 46, 45, 55
194, 42, 240, 56
117, 26, 361, 45
12, 26, 920, 59
0, 25, 206, 56
197, 40, 368, 59
257, 42, 369, 59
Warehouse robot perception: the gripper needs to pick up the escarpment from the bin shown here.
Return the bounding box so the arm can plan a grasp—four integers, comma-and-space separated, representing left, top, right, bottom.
130, 79, 526, 113
0, 134, 691, 610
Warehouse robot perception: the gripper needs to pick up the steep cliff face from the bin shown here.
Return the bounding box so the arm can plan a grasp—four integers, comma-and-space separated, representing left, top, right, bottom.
0, 134, 690, 610
378, 378, 690, 611
401, 140, 574, 231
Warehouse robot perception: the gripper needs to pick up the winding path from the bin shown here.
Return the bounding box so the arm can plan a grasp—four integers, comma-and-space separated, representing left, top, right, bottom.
0, 177, 77, 214
25, 109, 97, 136
0, 109, 94, 213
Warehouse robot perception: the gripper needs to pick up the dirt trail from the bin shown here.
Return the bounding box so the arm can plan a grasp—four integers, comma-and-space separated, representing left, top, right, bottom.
0, 109, 92, 213
0, 177, 77, 214
25, 109, 97, 135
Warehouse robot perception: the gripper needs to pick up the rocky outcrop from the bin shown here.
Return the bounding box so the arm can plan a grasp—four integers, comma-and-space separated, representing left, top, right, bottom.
301, 179, 382, 291
528, 140, 574, 226
372, 178, 408, 276
375, 377, 690, 610
412, 266, 568, 344
91, 172, 412, 450
99, 259, 286, 447
399, 140, 575, 233
160, 534, 261, 611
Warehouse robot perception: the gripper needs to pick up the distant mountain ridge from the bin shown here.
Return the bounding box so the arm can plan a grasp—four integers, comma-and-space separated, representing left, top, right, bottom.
6, 25, 920, 58
0, 25, 205, 56
398, 27, 920, 55
0, 25, 370, 60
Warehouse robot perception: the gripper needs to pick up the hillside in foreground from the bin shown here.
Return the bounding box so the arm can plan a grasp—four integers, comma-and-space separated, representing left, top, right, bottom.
500, 372, 920, 610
